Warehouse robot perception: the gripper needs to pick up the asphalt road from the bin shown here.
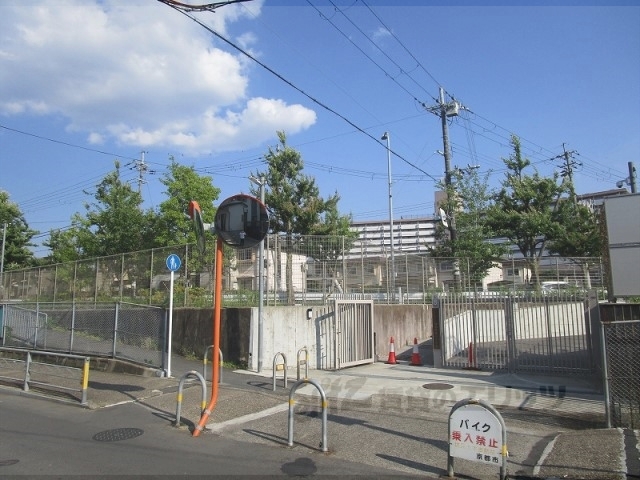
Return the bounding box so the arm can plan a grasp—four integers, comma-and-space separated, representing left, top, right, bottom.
1, 354, 637, 479
0, 391, 418, 478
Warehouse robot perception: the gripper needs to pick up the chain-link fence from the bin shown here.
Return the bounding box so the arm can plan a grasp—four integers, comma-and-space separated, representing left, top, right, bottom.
602, 319, 640, 428
1, 302, 166, 369
0, 235, 606, 307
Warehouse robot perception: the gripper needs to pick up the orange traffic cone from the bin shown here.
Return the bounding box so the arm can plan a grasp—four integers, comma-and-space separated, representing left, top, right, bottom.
386, 337, 397, 365
410, 337, 422, 366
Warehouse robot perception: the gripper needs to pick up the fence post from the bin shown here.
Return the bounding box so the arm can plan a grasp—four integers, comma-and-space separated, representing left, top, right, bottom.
600, 320, 612, 428
70, 301, 76, 353
81, 356, 90, 406
112, 302, 119, 358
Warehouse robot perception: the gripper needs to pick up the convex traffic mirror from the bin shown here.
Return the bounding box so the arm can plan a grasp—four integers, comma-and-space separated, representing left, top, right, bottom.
214, 194, 269, 249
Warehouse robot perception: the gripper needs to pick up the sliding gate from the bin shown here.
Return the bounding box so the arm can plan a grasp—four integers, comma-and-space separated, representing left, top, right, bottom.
438, 293, 593, 375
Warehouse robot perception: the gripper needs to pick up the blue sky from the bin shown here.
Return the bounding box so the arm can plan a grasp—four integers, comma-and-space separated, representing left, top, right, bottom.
1, 1, 638, 258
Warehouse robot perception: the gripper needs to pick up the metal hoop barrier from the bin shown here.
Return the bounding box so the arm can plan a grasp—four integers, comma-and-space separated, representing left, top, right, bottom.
288, 378, 328, 453
174, 370, 207, 428
296, 346, 309, 380
203, 345, 223, 384
272, 352, 287, 391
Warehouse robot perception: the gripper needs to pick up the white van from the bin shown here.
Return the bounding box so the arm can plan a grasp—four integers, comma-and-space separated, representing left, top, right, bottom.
541, 281, 570, 292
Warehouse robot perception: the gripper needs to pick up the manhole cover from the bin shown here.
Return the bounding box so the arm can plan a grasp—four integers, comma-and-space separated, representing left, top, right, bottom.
93, 428, 144, 442
423, 383, 454, 390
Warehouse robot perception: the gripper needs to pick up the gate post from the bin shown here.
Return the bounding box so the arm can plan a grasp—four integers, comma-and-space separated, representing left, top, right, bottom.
504, 297, 517, 373
432, 296, 443, 368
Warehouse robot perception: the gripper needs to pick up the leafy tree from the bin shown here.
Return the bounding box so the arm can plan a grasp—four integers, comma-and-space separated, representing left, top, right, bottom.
43, 162, 154, 295
74, 161, 151, 257
486, 135, 565, 287
42, 226, 83, 264
547, 198, 603, 289
155, 157, 220, 248
155, 157, 221, 292
431, 168, 507, 288
0, 190, 37, 270
252, 131, 353, 303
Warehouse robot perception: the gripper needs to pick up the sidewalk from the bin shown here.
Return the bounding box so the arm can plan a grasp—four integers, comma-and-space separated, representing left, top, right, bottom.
11, 353, 635, 479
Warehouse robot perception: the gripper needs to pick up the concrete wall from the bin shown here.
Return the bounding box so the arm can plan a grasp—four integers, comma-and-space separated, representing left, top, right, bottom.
171, 304, 432, 371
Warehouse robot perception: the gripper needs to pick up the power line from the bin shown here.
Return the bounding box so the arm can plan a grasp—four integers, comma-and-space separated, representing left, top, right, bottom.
160, 1, 440, 183
0, 124, 140, 162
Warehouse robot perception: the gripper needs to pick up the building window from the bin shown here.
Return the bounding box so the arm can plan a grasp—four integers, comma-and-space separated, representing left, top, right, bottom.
237, 248, 253, 261
439, 261, 453, 271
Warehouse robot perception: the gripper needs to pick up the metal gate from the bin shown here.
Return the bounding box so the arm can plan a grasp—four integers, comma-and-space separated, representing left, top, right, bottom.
438, 292, 593, 375
319, 299, 374, 370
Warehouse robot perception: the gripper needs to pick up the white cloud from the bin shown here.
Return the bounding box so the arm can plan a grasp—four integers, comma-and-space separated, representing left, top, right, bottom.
372, 26, 392, 43
0, 0, 316, 155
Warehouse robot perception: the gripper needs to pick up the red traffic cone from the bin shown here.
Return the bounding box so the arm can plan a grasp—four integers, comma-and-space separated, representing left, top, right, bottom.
410, 337, 422, 366
386, 337, 397, 365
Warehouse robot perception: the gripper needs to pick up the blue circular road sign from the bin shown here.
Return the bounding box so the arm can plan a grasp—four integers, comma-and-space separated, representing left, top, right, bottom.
166, 254, 182, 272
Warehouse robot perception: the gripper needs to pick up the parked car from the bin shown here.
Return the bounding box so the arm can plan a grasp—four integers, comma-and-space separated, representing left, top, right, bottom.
541, 281, 571, 292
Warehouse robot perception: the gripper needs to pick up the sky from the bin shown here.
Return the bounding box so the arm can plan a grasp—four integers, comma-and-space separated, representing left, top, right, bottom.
1, 0, 639, 258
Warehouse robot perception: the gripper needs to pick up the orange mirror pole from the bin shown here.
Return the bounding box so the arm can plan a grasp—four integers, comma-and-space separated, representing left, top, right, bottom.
192, 236, 223, 437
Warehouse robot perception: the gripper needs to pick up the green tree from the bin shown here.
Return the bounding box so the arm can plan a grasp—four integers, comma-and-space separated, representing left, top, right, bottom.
252, 131, 353, 303
431, 169, 507, 288
547, 198, 603, 289
0, 190, 37, 270
75, 161, 151, 257
486, 135, 565, 287
42, 226, 83, 264
155, 157, 220, 248
155, 157, 221, 294
43, 162, 154, 297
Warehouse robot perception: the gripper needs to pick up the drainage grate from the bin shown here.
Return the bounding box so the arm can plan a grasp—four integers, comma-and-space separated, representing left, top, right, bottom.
93, 428, 144, 442
422, 383, 454, 390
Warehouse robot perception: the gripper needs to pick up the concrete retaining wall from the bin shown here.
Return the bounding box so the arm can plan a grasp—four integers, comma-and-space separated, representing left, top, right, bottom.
171, 304, 433, 371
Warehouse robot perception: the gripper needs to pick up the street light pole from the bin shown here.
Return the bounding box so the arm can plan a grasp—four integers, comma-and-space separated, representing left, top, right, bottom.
381, 132, 396, 303
249, 175, 266, 372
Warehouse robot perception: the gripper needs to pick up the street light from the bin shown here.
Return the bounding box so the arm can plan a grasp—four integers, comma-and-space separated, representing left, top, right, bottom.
381, 132, 396, 302
249, 175, 266, 372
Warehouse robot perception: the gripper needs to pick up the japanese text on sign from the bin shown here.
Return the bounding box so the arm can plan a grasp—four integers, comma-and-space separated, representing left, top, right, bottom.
449, 403, 504, 464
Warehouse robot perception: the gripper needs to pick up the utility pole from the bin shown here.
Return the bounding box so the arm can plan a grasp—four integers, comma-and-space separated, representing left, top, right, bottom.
616, 161, 637, 193
628, 161, 637, 194
134, 151, 149, 195
553, 144, 580, 202
428, 86, 461, 288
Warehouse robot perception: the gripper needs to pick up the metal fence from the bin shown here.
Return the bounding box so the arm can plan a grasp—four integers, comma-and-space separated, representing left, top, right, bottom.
602, 319, 640, 429
1, 302, 166, 370
438, 291, 594, 375
0, 235, 606, 307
